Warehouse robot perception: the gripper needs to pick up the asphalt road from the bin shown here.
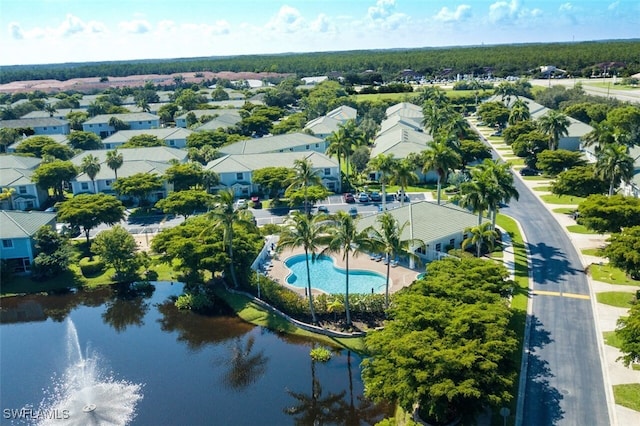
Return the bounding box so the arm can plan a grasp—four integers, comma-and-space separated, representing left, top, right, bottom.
530, 78, 640, 105
500, 174, 609, 425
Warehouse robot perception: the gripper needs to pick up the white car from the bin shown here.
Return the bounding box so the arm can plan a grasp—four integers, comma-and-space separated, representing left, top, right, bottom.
235, 199, 247, 209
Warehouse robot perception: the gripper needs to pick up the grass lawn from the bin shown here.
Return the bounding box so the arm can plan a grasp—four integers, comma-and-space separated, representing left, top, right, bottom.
603, 331, 623, 348
506, 158, 525, 166
596, 291, 637, 308
522, 175, 552, 182
354, 93, 419, 102
581, 248, 604, 256
532, 185, 552, 192
566, 224, 599, 234
540, 194, 585, 205
613, 384, 640, 412
213, 286, 367, 353
496, 213, 530, 425
590, 263, 640, 286
553, 207, 575, 214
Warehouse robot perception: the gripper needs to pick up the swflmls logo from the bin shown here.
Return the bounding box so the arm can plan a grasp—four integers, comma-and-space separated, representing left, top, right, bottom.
3, 408, 70, 420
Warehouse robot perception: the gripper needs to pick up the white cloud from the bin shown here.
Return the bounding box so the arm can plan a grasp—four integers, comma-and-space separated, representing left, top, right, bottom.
367, 0, 396, 20
488, 0, 542, 24
8, 22, 24, 40
434, 5, 472, 22
265, 5, 305, 33
310, 14, 332, 33
365, 0, 409, 30
559, 3, 573, 12
119, 19, 152, 34
608, 1, 620, 10
156, 20, 177, 34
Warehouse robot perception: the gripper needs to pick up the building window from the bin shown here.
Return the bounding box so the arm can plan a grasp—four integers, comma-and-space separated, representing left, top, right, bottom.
105, 180, 112, 187
315, 143, 319, 147
2, 239, 13, 248
89, 124, 93, 127
139, 121, 142, 124
43, 127, 47, 130
169, 140, 175, 146
18, 186, 27, 194
305, 145, 310, 149
449, 238, 455, 247
53, 127, 57, 130
236, 173, 243, 180
324, 168, 330, 176
435, 243, 442, 252
81, 182, 89, 190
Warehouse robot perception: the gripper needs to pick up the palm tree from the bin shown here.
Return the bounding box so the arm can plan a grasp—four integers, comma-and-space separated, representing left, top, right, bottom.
277, 212, 327, 324
508, 99, 530, 125
366, 213, 423, 307
581, 120, 615, 153
326, 127, 350, 188
477, 160, 519, 229
422, 99, 450, 137
538, 110, 570, 151
458, 173, 490, 226
421, 139, 461, 205
207, 188, 255, 288
595, 143, 634, 196
367, 153, 396, 211
222, 336, 268, 390
496, 81, 518, 105
389, 159, 419, 206
462, 222, 500, 257
44, 103, 57, 117
105, 149, 123, 180
81, 154, 101, 193
341, 120, 366, 182
108, 116, 130, 131
287, 157, 322, 215
136, 98, 151, 113
322, 212, 375, 327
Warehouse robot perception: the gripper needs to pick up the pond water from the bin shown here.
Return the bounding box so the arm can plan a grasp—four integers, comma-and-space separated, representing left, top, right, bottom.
0, 282, 391, 425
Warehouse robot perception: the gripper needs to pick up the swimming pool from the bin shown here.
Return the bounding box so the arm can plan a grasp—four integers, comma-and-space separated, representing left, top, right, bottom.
284, 254, 387, 294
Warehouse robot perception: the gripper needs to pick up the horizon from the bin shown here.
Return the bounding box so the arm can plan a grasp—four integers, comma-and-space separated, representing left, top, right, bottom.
2, 0, 639, 67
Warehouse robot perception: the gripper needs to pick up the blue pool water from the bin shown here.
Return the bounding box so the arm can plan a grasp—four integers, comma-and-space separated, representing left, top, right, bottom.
284, 254, 387, 294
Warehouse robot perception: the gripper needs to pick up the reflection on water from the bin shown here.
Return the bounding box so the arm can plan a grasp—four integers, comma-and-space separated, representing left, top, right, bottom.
0, 282, 391, 425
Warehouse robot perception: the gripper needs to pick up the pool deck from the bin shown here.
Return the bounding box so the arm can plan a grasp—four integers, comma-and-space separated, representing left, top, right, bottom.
263, 247, 422, 297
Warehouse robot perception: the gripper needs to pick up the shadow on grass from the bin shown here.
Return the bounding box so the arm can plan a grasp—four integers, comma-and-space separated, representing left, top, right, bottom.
1, 269, 86, 296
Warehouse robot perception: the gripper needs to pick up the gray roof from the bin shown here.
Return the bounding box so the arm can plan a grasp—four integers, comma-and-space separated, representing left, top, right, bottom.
371, 128, 432, 158
21, 109, 78, 119
0, 117, 68, 129
385, 102, 423, 119
219, 133, 325, 155
378, 115, 423, 135
103, 128, 193, 144
83, 112, 159, 125
73, 160, 174, 182
326, 105, 357, 121
0, 155, 41, 171
304, 115, 342, 136
357, 201, 486, 244
175, 109, 242, 120
0, 210, 57, 239
205, 151, 337, 173
193, 113, 243, 131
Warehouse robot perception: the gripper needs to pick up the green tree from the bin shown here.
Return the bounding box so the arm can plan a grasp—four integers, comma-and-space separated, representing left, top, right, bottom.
603, 226, 640, 280
0, 128, 20, 153
476, 101, 509, 128
108, 116, 130, 131
156, 189, 214, 219
66, 111, 89, 131
595, 143, 634, 196
367, 153, 396, 211
552, 165, 608, 198
32, 160, 78, 199
112, 173, 163, 205
508, 99, 531, 125
422, 139, 461, 205
252, 167, 294, 200
105, 149, 124, 180
321, 211, 375, 326
122, 134, 163, 148
477, 159, 519, 229
287, 157, 323, 215
164, 162, 205, 191
535, 149, 586, 176
57, 193, 125, 245
277, 211, 328, 324
211, 86, 230, 101
157, 103, 179, 124
15, 136, 61, 158
537, 110, 570, 151
577, 195, 640, 233
463, 222, 500, 257
92, 225, 140, 281
366, 212, 422, 307
458, 139, 492, 169
81, 154, 101, 193
68, 131, 103, 150
326, 126, 352, 187
31, 225, 73, 280
389, 159, 419, 206
175, 89, 207, 111
616, 303, 640, 367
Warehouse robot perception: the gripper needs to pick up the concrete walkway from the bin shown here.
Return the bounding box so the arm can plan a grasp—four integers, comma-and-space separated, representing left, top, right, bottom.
471, 118, 640, 426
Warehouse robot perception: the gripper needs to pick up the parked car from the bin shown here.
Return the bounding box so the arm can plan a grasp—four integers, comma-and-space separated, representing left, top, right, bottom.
317, 205, 329, 214
491, 130, 502, 137
519, 167, 540, 176
357, 193, 370, 203
369, 191, 382, 202
348, 207, 358, 218
343, 193, 355, 203
235, 199, 247, 209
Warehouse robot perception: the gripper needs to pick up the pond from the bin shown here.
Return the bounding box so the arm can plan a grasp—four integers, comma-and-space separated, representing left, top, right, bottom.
0, 282, 391, 425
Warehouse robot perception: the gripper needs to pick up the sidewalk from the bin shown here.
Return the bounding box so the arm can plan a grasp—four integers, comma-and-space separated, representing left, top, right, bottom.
472, 119, 640, 426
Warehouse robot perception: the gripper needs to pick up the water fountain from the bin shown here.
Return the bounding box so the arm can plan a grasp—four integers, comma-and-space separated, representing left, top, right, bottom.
38, 320, 143, 426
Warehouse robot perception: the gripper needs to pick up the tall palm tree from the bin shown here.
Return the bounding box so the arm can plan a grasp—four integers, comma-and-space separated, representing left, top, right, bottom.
287, 157, 322, 215
106, 149, 123, 180
508, 99, 530, 125
477, 159, 519, 229
462, 222, 500, 257
322, 212, 375, 326
595, 143, 634, 196
81, 154, 101, 193
108, 116, 130, 131
367, 153, 396, 211
389, 159, 419, 206
207, 188, 255, 288
44, 103, 57, 117
277, 212, 327, 324
136, 98, 151, 113
581, 120, 615, 154
422, 99, 450, 137
341, 120, 366, 182
366, 213, 423, 308
326, 126, 350, 187
538, 110, 570, 151
496, 81, 518, 105
458, 173, 490, 226
422, 139, 461, 205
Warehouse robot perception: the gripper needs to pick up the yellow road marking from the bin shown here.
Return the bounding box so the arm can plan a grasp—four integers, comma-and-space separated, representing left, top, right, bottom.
533, 290, 590, 300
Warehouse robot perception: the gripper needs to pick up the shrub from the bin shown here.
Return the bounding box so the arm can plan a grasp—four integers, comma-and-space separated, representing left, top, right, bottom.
175, 292, 214, 312
310, 347, 332, 362
79, 256, 105, 277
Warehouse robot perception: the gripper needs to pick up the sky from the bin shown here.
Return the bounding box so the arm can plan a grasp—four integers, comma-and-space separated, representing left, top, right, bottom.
1, 0, 638, 66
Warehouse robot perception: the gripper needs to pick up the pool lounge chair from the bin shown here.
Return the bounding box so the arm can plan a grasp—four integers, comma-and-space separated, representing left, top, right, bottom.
390, 260, 398, 267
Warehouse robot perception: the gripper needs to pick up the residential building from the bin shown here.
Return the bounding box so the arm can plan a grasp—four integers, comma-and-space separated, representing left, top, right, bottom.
620, 146, 640, 198
69, 147, 188, 201
175, 109, 242, 129
0, 210, 57, 273
0, 117, 70, 136
304, 105, 357, 138
205, 151, 340, 196
0, 155, 48, 210
219, 132, 327, 155
102, 128, 193, 149
82, 113, 160, 138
